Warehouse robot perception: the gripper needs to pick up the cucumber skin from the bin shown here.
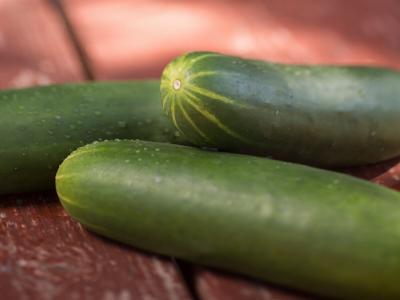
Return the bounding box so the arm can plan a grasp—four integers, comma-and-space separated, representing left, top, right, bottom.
56, 140, 400, 300
160, 52, 400, 167
0, 81, 188, 195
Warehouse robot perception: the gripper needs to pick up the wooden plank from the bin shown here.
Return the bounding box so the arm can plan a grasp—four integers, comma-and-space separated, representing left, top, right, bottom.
61, 0, 400, 299
371, 163, 400, 190
62, 0, 400, 80
0, 0, 193, 299
195, 268, 310, 300
344, 157, 400, 191
0, 0, 84, 88
0, 193, 192, 300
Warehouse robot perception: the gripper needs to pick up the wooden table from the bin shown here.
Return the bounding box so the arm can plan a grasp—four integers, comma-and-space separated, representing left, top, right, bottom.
1, 0, 399, 299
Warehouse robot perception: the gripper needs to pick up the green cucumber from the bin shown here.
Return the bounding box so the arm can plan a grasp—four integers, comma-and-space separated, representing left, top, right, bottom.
0, 81, 188, 195
160, 51, 400, 167
56, 139, 400, 300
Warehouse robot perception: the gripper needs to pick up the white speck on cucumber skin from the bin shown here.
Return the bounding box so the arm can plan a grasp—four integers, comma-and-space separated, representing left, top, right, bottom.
173, 79, 181, 90
117, 121, 127, 127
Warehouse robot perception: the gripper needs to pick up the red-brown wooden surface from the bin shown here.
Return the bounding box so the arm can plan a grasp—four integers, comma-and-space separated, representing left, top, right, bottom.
62, 0, 400, 80
195, 268, 309, 300
0, 1, 192, 299
1, 0, 400, 299
0, 194, 192, 300
0, 0, 83, 88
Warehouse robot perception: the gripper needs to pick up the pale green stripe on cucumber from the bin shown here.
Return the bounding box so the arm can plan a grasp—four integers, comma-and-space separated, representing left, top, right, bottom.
161, 51, 400, 167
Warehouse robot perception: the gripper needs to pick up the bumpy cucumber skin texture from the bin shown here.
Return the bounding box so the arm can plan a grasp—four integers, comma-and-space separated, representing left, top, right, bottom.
57, 140, 400, 300
160, 52, 400, 167
0, 81, 187, 194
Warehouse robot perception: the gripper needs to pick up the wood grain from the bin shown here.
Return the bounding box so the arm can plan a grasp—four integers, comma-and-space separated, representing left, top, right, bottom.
344, 157, 400, 191
0, 0, 192, 299
61, 1, 400, 299
0, 0, 84, 88
195, 268, 311, 300
62, 0, 400, 80
0, 193, 192, 300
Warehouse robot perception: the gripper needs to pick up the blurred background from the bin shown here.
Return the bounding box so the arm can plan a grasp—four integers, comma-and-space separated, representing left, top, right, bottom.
1, 0, 400, 87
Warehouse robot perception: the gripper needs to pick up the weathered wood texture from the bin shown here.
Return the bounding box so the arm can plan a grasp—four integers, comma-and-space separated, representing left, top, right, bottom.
62, 0, 400, 80
0, 0, 84, 88
345, 157, 400, 191
195, 268, 310, 300
61, 0, 400, 299
0, 1, 192, 299
0, 194, 192, 300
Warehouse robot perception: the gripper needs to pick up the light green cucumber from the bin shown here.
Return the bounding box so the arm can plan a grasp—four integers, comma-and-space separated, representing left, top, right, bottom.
160, 51, 400, 167
57, 139, 400, 300
0, 81, 188, 194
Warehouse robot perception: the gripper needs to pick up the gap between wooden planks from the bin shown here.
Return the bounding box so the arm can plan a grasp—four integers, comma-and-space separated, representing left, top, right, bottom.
0, 0, 193, 299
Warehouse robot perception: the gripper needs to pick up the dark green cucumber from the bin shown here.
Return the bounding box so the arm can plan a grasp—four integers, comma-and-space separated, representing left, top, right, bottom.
160, 51, 400, 167
57, 139, 400, 300
0, 81, 188, 195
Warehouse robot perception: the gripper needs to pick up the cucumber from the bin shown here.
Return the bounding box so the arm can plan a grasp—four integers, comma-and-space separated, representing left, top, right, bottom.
56, 139, 400, 300
0, 81, 188, 195
160, 51, 400, 167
